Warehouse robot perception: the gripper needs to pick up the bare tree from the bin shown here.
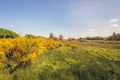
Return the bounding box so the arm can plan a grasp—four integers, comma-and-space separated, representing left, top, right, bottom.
49, 33, 54, 39
59, 34, 64, 41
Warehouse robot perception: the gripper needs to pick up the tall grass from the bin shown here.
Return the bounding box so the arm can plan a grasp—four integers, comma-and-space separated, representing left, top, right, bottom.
0, 45, 119, 80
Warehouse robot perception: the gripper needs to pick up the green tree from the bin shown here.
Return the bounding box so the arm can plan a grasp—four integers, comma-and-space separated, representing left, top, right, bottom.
0, 28, 18, 38
24, 34, 36, 39
108, 32, 120, 40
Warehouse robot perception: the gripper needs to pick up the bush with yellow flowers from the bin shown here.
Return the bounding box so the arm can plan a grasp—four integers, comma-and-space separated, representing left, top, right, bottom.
45, 39, 63, 50
0, 37, 63, 74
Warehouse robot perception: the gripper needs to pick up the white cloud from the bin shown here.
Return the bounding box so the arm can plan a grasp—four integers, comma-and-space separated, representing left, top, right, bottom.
109, 19, 119, 23
110, 24, 119, 28
89, 29, 95, 32
9, 24, 14, 27
83, 29, 97, 37
108, 19, 120, 28
87, 32, 97, 37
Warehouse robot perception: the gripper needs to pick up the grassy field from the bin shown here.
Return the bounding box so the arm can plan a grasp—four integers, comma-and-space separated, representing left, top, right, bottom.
0, 40, 120, 80
64, 40, 120, 49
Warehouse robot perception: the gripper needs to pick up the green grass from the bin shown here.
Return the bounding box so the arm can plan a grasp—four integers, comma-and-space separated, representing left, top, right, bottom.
0, 44, 120, 80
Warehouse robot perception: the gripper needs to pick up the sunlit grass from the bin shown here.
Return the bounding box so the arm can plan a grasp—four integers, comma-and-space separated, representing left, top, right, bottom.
0, 38, 120, 80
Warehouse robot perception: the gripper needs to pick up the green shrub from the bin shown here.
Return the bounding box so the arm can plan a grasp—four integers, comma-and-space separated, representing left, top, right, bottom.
0, 28, 18, 38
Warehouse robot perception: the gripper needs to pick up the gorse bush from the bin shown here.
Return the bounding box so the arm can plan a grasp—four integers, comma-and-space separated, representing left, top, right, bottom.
0, 37, 63, 74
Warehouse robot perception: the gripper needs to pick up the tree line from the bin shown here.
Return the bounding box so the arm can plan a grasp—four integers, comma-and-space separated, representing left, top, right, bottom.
0, 28, 64, 40
0, 28, 120, 41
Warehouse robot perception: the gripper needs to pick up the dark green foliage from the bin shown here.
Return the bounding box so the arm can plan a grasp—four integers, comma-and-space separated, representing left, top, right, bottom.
108, 33, 120, 40
13, 75, 18, 80
24, 34, 37, 38
68, 38, 75, 41
0, 28, 18, 38
77, 38, 86, 42
86, 36, 103, 40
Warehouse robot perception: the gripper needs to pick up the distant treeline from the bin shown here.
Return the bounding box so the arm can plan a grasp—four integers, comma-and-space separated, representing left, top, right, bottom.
0, 28, 44, 39
0, 28, 120, 41
107, 32, 120, 40
69, 32, 120, 41
67, 32, 120, 41
0, 28, 64, 41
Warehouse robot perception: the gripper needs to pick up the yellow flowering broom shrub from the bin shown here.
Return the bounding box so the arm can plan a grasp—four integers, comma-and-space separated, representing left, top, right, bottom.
0, 37, 63, 74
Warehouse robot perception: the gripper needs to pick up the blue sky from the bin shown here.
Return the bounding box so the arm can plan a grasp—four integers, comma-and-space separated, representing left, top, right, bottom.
0, 0, 120, 38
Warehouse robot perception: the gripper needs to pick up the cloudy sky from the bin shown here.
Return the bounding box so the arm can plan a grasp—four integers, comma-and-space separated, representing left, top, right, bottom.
0, 0, 120, 38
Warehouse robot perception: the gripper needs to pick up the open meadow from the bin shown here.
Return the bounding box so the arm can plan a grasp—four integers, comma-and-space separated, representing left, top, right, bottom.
0, 36, 120, 80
